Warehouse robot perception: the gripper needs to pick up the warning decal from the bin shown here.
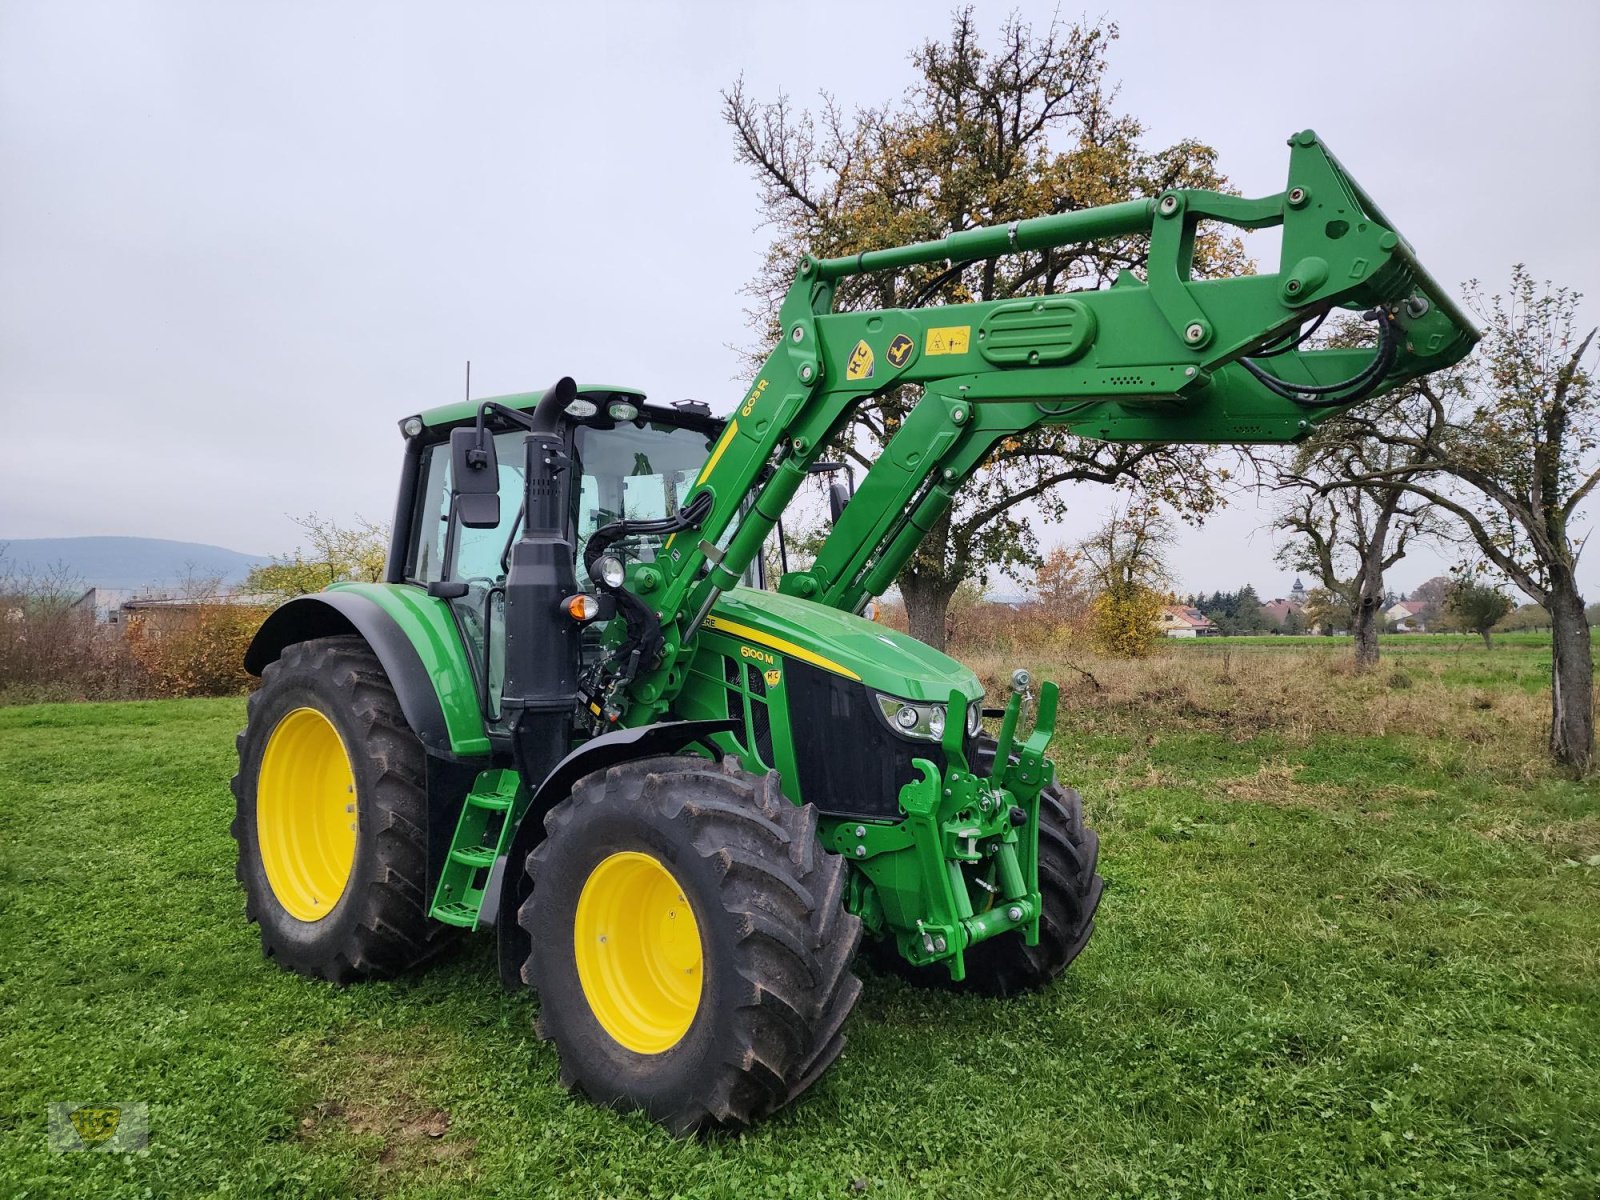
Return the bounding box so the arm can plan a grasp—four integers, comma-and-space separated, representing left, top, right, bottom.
924, 326, 971, 356
846, 340, 876, 381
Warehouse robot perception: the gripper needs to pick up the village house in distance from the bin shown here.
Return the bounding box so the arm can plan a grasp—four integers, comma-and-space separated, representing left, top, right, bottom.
1163, 579, 1310, 638
1385, 598, 1429, 632
1262, 578, 1309, 627
1157, 603, 1218, 638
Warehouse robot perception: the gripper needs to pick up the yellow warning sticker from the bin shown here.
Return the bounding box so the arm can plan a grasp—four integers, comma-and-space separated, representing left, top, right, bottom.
846, 340, 875, 381
886, 332, 914, 367
925, 326, 971, 356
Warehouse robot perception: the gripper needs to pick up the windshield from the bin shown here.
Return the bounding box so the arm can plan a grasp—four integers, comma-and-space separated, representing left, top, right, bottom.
573, 420, 719, 582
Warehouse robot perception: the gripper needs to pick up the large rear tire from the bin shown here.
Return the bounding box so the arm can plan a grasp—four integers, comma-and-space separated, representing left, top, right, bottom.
520, 755, 863, 1135
876, 738, 1103, 997
231, 635, 456, 983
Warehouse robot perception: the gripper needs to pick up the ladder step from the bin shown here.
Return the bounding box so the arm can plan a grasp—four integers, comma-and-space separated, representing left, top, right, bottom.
432, 901, 480, 928
429, 767, 526, 929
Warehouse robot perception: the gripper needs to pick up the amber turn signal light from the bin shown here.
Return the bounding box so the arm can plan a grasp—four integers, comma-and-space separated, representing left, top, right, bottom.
562, 594, 601, 622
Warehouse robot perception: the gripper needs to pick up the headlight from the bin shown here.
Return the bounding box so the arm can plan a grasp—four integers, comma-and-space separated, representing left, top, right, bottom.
595, 555, 626, 588
876, 693, 947, 742
967, 702, 983, 737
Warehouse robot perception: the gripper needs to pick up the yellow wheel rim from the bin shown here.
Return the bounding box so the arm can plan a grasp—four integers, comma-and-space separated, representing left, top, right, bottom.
573, 851, 703, 1054
256, 707, 359, 923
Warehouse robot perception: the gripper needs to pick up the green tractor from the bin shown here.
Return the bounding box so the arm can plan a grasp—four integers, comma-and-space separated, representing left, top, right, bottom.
233, 131, 1476, 1133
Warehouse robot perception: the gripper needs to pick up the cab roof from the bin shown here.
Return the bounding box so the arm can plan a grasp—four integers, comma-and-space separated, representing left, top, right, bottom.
416, 384, 647, 430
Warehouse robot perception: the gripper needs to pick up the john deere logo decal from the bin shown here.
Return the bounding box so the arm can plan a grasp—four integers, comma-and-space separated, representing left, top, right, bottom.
886, 333, 914, 368
845, 340, 875, 381
49, 1101, 148, 1152
69, 1107, 121, 1145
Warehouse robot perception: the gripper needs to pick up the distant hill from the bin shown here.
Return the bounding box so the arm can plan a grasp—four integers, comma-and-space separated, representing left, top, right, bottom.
0, 536, 269, 590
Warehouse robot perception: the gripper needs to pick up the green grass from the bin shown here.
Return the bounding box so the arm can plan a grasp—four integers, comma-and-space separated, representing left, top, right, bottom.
2, 641, 1598, 1198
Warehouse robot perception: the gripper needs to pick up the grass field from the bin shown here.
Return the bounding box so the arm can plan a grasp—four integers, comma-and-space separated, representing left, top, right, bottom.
1, 635, 1597, 1198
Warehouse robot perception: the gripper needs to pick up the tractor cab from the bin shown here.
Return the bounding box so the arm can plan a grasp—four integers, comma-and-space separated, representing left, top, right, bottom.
395, 386, 739, 729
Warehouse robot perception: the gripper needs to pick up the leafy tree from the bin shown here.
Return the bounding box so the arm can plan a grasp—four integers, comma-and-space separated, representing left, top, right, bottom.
1032, 545, 1092, 642
1196, 585, 1271, 635
1089, 584, 1162, 657
1078, 505, 1173, 591
723, 10, 1242, 650
1330, 268, 1597, 770
1445, 576, 1513, 648
1232, 584, 1270, 633
1497, 602, 1551, 632
1300, 586, 1345, 636
1078, 505, 1170, 656
245, 514, 389, 602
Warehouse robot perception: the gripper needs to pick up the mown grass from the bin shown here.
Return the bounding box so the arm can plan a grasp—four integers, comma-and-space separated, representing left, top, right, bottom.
1, 636, 1597, 1199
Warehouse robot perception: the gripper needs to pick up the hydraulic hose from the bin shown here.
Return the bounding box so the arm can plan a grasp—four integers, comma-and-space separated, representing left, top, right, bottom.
1239, 308, 1400, 408
580, 491, 714, 712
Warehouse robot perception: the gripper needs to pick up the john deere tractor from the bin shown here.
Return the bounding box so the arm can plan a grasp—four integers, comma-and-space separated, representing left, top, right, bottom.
233, 131, 1476, 1133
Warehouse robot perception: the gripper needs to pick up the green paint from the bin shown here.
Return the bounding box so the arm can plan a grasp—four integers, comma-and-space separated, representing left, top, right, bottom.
430, 768, 527, 929
326, 581, 491, 757
817, 683, 1053, 979
619, 130, 1478, 718
705, 587, 981, 703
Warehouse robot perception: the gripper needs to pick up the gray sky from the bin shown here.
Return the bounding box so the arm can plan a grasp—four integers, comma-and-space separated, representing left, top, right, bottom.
4, 1, 1597, 599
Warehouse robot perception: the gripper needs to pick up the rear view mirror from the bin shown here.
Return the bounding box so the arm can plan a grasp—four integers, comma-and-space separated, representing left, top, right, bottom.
828, 481, 850, 523
450, 427, 501, 529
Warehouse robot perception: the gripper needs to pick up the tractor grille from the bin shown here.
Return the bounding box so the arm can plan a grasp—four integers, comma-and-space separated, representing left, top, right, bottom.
782, 658, 976, 820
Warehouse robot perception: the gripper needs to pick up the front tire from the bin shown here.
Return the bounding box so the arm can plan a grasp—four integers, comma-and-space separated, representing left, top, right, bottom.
231, 635, 456, 983
520, 755, 863, 1135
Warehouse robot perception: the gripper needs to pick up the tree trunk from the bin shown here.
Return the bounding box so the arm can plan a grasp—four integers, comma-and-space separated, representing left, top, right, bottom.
1479, 628, 1493, 650
1349, 517, 1392, 671
1351, 600, 1381, 669
901, 576, 959, 653
1546, 579, 1594, 774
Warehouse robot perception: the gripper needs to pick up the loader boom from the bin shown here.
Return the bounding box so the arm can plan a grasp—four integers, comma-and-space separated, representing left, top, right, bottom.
588, 130, 1477, 726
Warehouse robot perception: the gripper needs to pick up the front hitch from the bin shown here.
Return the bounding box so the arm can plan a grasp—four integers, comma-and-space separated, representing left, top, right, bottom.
835, 669, 1062, 979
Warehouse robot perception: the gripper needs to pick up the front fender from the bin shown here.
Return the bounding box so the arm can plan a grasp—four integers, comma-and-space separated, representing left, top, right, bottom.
244, 584, 491, 760
492, 717, 740, 989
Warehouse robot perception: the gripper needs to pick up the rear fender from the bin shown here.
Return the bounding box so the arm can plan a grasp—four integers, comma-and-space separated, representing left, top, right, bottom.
244, 586, 491, 760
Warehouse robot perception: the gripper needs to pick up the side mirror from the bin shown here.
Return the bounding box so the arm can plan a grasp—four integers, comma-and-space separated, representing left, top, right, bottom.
450, 427, 501, 529
828, 481, 850, 523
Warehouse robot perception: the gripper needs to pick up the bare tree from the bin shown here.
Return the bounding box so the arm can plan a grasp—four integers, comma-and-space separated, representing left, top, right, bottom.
1329, 268, 1597, 770
1274, 433, 1437, 668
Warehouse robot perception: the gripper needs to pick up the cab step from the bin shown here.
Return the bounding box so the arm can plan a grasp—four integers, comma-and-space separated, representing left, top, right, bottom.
428, 768, 528, 930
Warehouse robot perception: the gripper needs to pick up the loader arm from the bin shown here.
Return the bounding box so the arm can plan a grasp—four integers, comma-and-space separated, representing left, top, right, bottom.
593, 130, 1477, 725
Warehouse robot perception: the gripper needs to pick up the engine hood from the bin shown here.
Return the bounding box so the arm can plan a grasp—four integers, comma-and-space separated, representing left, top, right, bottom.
704, 588, 982, 705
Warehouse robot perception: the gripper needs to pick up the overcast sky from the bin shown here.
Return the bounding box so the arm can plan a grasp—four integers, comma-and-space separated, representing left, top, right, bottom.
3, 1, 1597, 600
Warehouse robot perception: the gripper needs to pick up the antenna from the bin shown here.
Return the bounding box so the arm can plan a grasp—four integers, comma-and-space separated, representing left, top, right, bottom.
465, 360, 471, 404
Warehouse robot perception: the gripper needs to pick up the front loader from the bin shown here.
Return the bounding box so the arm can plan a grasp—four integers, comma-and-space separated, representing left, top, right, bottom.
233, 131, 1476, 1133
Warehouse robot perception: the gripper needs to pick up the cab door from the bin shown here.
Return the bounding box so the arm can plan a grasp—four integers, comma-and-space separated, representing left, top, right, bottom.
407, 430, 526, 726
